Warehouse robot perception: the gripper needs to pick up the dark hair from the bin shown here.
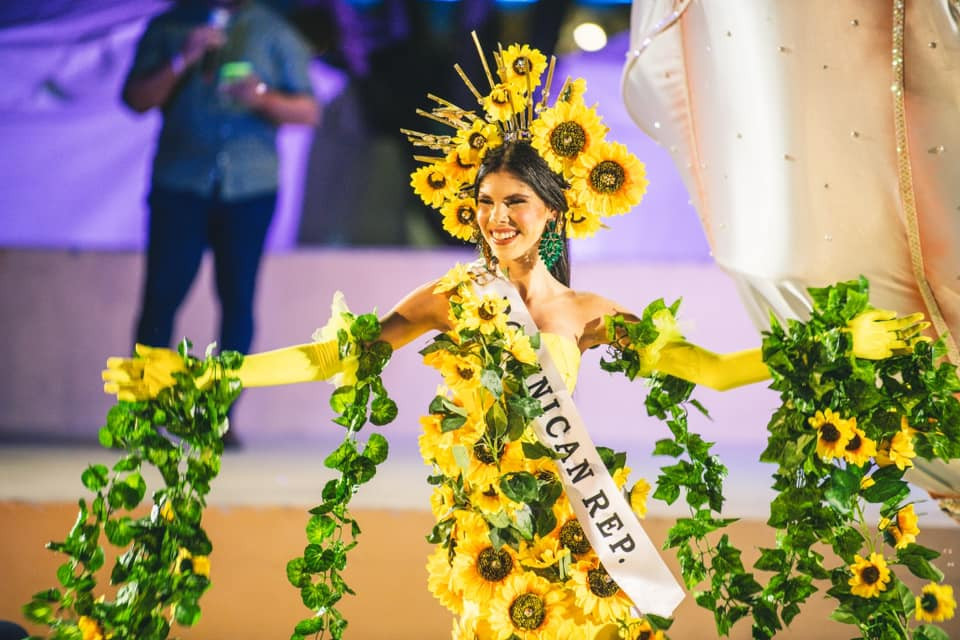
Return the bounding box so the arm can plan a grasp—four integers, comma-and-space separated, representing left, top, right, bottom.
474, 141, 571, 286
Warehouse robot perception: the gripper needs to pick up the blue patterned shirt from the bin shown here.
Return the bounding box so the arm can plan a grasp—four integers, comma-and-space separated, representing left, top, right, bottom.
127, 2, 314, 200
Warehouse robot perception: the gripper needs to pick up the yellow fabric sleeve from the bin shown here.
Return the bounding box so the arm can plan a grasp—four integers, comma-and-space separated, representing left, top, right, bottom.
653, 342, 769, 391
223, 340, 343, 388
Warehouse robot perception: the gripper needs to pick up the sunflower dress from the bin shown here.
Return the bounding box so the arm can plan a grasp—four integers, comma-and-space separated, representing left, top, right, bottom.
420, 332, 657, 640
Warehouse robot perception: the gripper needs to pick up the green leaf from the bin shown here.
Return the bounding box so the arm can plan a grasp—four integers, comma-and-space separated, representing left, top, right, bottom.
521, 441, 559, 460
81, 464, 109, 492
370, 396, 397, 426
350, 314, 381, 342
363, 433, 389, 465
897, 545, 944, 581
294, 617, 325, 635
915, 625, 951, 640
306, 515, 337, 544
499, 472, 538, 503
480, 368, 503, 397
286, 557, 309, 587
329, 386, 357, 414
441, 414, 467, 432
174, 599, 201, 626
324, 440, 357, 470
429, 395, 468, 417
452, 445, 470, 472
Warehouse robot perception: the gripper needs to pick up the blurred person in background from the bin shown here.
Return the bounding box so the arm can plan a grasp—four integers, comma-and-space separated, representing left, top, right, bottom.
122, 0, 319, 444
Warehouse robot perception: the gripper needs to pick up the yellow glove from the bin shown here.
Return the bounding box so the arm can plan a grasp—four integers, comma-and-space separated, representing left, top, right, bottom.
650, 309, 930, 391
846, 309, 930, 359
102, 341, 342, 402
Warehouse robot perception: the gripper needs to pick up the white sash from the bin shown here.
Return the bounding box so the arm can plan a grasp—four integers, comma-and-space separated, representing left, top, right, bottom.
473, 269, 685, 617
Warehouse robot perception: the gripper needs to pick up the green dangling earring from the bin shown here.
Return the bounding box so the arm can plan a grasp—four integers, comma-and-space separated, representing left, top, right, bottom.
538, 218, 563, 270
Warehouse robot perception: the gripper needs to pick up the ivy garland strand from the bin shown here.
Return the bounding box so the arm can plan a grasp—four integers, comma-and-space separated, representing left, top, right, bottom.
24, 340, 242, 640
603, 280, 959, 640
286, 311, 397, 640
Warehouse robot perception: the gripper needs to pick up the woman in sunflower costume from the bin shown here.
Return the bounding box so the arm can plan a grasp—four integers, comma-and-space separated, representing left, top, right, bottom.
103, 39, 932, 640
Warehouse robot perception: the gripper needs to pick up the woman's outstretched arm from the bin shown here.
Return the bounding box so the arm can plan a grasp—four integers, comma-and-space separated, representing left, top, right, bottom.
103, 281, 451, 401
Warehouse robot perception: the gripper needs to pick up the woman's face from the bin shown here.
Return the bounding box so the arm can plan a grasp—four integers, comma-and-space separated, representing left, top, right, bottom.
476, 170, 556, 267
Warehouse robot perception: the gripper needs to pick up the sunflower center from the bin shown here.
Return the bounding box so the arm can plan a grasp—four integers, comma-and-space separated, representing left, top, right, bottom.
536, 470, 557, 484
492, 89, 510, 106
861, 566, 880, 585
559, 519, 592, 554
478, 301, 499, 321
457, 365, 476, 380
820, 423, 841, 443
468, 132, 487, 150
589, 160, 626, 194
921, 592, 940, 613
476, 546, 513, 582
845, 434, 862, 451
587, 566, 620, 598
473, 438, 504, 465
638, 632, 651, 640
456, 205, 475, 225
512, 56, 531, 76
550, 121, 587, 158
509, 593, 546, 630
427, 172, 447, 189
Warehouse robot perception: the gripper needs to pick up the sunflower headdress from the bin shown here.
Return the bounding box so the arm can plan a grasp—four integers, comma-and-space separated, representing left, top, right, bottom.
404, 34, 648, 242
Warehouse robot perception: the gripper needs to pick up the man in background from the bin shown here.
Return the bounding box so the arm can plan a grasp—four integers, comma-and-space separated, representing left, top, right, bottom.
122, 0, 319, 443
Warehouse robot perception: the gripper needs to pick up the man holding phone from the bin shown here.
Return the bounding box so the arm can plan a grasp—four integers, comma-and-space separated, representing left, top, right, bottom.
122, 1, 319, 444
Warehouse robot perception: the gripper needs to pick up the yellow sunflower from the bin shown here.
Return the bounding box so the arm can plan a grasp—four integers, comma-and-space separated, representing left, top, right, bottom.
572, 141, 648, 217
78, 616, 104, 640
441, 198, 479, 242
464, 438, 527, 490
174, 547, 211, 577
569, 559, 634, 622
499, 43, 548, 92
455, 120, 503, 165
888, 503, 920, 549
427, 545, 464, 614
451, 535, 519, 603
558, 77, 588, 104
503, 327, 539, 365
629, 478, 651, 519
848, 552, 891, 598
530, 99, 606, 172
433, 263, 475, 295
430, 484, 457, 519
159, 500, 175, 523
411, 163, 453, 208
452, 509, 491, 544
877, 419, 916, 470
842, 424, 878, 466
442, 149, 479, 190
618, 617, 665, 640
916, 583, 956, 623
440, 354, 484, 396
452, 606, 496, 640
458, 293, 509, 335
558, 517, 593, 556
470, 482, 514, 516
518, 535, 571, 571
565, 203, 604, 239
488, 573, 569, 640
483, 83, 526, 122
808, 408, 855, 461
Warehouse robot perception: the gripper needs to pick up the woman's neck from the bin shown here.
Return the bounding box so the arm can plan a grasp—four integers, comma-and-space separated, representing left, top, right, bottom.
497, 257, 560, 304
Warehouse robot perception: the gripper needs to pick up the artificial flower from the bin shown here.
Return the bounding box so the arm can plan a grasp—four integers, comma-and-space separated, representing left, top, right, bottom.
159, 500, 175, 522
876, 418, 916, 470
452, 509, 491, 544
488, 573, 569, 640
530, 99, 606, 172
466, 437, 526, 489
916, 583, 956, 623
441, 198, 478, 242
612, 465, 632, 490
411, 163, 453, 208
442, 149, 478, 187
311, 291, 359, 387
440, 355, 485, 395
618, 617, 665, 640
629, 478, 651, 519
569, 559, 634, 621
558, 77, 587, 104
558, 517, 593, 555
433, 263, 474, 295
842, 424, 878, 466
565, 204, 604, 239
572, 141, 648, 217
499, 43, 548, 92
458, 293, 510, 336
503, 327, 539, 365
451, 535, 519, 602
808, 409, 855, 462
483, 83, 526, 122
455, 120, 502, 165
174, 548, 210, 577
848, 552, 891, 598
429, 484, 457, 519
78, 616, 104, 640
888, 503, 920, 549
470, 483, 514, 516
518, 535, 571, 571
427, 545, 464, 614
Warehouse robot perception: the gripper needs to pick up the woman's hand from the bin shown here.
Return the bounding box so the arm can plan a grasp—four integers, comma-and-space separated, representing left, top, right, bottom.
848, 309, 931, 359
102, 344, 190, 402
